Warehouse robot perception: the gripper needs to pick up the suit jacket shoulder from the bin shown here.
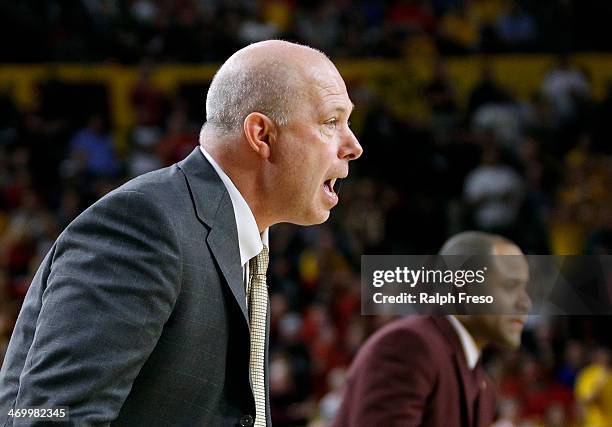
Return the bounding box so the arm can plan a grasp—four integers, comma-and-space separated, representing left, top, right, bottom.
0, 149, 257, 426
334, 316, 497, 427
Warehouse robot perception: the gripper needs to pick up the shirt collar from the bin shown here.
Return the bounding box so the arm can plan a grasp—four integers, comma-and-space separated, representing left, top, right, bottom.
447, 315, 481, 370
199, 146, 269, 266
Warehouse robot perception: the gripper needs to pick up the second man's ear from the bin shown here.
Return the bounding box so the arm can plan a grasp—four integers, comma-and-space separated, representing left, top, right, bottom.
243, 112, 276, 158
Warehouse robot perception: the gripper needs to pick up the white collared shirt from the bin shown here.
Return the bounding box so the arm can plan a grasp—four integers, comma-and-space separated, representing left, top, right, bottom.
199, 146, 269, 291
447, 315, 480, 370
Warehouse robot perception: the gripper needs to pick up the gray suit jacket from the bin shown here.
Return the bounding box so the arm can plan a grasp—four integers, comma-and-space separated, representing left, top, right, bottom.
0, 148, 270, 427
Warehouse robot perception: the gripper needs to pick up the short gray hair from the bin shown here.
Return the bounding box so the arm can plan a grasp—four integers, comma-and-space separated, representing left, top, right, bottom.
205, 58, 300, 133
204, 41, 328, 135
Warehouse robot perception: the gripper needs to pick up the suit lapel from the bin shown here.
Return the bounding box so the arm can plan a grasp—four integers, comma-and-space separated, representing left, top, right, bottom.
431, 316, 479, 427
452, 351, 478, 427
207, 222, 248, 324
472, 363, 495, 427
178, 147, 249, 324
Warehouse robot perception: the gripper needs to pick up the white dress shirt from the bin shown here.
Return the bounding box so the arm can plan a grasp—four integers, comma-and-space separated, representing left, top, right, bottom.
199, 146, 269, 293
447, 315, 480, 370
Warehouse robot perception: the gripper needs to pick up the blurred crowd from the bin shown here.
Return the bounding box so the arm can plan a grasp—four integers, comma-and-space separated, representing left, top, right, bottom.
1, 3, 612, 427
1, 54, 610, 425
1, 0, 612, 63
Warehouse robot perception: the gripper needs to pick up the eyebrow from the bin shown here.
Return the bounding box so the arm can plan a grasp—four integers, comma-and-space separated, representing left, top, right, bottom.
331, 103, 355, 115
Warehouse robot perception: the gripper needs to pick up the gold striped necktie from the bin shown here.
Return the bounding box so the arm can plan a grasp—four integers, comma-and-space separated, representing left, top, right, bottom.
248, 245, 269, 426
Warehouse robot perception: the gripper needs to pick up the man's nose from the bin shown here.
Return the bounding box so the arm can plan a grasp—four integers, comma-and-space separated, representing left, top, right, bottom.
517, 288, 532, 314
339, 129, 363, 161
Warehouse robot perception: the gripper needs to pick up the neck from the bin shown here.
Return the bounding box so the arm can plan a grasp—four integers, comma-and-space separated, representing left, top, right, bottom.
455, 316, 487, 352
201, 139, 271, 233
472, 337, 487, 352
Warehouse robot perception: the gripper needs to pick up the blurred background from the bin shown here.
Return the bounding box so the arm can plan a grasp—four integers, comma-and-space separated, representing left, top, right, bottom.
0, 1, 611, 426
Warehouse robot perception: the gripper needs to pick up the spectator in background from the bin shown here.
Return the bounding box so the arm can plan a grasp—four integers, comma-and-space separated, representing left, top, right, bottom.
269, 351, 309, 426
513, 134, 556, 253
436, 3, 479, 54
469, 0, 507, 52
468, 62, 522, 150
544, 403, 567, 427
556, 340, 585, 388
494, 1, 537, 51
491, 397, 521, 427
127, 126, 162, 177
471, 96, 522, 148
549, 143, 610, 254
65, 114, 118, 179
575, 347, 612, 427
316, 368, 347, 425
541, 55, 590, 122
127, 63, 169, 176
294, 3, 341, 53
467, 60, 511, 117
131, 63, 167, 127
464, 144, 524, 235
155, 104, 197, 167
238, 7, 280, 44
342, 179, 388, 253
505, 354, 573, 421
468, 0, 507, 29
425, 58, 458, 140
387, 0, 437, 35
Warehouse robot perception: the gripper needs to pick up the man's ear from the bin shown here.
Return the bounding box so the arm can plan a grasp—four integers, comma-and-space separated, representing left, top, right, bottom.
243, 112, 276, 158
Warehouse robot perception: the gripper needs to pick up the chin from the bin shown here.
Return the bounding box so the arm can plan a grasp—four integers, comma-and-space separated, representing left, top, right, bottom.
500, 334, 522, 349
307, 212, 330, 225
315, 211, 331, 224
305, 205, 332, 225
290, 210, 330, 226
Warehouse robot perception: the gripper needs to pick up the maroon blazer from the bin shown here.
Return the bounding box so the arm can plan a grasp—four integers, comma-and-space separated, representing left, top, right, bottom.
333, 316, 496, 427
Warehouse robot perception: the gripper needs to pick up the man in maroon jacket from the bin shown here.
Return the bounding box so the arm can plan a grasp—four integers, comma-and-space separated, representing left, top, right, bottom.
333, 231, 532, 426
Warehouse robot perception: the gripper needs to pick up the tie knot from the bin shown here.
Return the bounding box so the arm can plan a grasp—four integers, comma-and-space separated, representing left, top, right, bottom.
249, 245, 269, 277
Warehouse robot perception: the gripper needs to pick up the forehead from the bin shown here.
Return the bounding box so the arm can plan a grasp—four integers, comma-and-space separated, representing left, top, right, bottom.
305, 62, 353, 113
492, 242, 529, 281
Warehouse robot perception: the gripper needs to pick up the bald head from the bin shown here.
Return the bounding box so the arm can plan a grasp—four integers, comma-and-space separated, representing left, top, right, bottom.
204, 40, 331, 135
439, 231, 514, 256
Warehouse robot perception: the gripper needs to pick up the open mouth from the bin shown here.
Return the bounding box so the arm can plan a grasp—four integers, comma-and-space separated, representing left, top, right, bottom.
323, 178, 342, 203
323, 178, 337, 195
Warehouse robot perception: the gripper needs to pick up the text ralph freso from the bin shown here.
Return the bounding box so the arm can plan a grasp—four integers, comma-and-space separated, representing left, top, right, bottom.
370, 266, 494, 306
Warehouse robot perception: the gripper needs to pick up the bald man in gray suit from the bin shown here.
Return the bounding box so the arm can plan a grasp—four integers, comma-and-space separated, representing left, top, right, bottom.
0, 40, 362, 426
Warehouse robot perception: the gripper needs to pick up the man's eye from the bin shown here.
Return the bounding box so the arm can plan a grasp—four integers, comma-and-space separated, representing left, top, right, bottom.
325, 119, 338, 128
505, 280, 522, 290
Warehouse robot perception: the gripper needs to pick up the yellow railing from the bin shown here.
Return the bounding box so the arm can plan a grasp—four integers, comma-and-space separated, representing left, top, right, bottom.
1, 54, 611, 150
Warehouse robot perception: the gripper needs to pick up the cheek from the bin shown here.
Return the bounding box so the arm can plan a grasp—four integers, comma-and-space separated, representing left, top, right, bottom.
277, 130, 337, 190
302, 142, 335, 177
486, 317, 507, 340
499, 318, 521, 342
490, 288, 516, 313
315, 142, 338, 173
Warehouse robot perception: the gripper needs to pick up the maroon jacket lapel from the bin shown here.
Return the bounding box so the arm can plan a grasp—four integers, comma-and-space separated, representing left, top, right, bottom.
474, 363, 497, 427
430, 316, 483, 427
